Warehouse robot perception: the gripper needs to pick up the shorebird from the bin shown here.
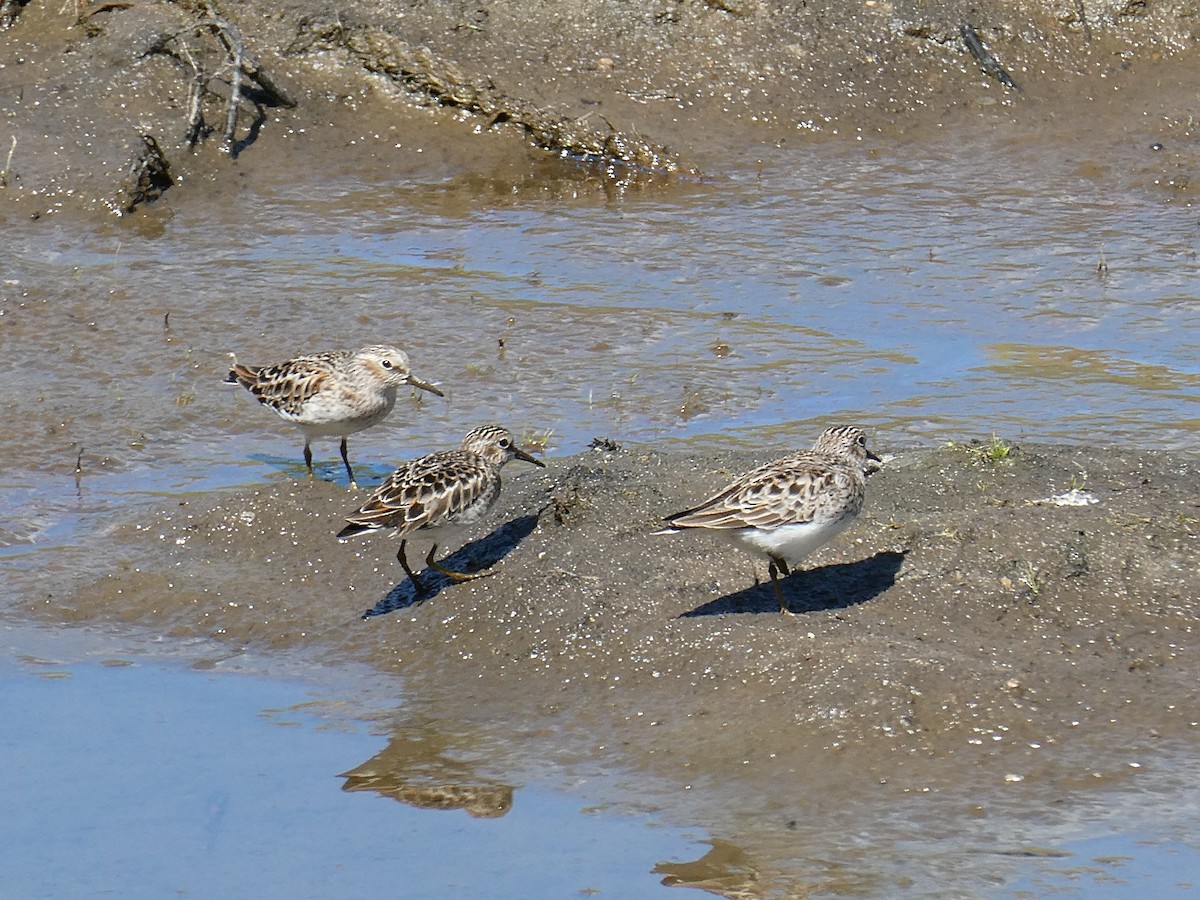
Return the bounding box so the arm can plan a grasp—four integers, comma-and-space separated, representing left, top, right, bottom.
337, 424, 546, 594
658, 425, 881, 614
225, 345, 443, 487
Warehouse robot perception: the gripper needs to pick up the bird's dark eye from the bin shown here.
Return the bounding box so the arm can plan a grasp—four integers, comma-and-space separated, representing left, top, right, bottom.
500, 438, 511, 448
857, 435, 866, 445
381, 359, 394, 369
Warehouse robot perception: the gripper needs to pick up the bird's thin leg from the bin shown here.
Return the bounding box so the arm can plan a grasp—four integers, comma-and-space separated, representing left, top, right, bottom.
396, 540, 426, 595
426, 543, 491, 583
303, 440, 314, 477
339, 436, 357, 489
769, 557, 794, 616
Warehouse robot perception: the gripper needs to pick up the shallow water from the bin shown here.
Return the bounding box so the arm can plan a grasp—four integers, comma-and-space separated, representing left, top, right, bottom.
0, 623, 699, 899
3, 124, 1200, 897
2, 622, 1197, 898
3, 130, 1197, 552
3, 131, 1198, 490
1006, 832, 1200, 897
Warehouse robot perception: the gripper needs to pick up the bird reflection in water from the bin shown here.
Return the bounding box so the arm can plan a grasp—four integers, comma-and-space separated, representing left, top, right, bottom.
655, 840, 765, 900
339, 721, 513, 819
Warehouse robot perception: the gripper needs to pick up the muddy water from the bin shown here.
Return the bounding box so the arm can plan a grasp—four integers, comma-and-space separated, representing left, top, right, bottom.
3, 130, 1198, 498
3, 125, 1197, 562
3, 121, 1200, 898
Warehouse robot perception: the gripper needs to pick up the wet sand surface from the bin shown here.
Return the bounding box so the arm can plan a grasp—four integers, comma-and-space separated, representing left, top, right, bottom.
7, 437, 1200, 894
3, 0, 1200, 895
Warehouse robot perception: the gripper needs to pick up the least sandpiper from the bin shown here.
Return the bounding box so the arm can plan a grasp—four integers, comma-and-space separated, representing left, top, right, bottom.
658, 425, 882, 614
225, 345, 444, 487
337, 424, 546, 594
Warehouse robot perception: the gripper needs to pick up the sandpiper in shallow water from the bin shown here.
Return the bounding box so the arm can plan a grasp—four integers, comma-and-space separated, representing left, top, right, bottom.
225, 345, 444, 488
337, 424, 546, 594
658, 425, 882, 614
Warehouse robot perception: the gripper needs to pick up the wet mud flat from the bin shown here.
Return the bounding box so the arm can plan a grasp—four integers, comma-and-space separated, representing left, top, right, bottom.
4, 0, 1200, 889
5, 0, 1200, 216
16, 439, 1199, 888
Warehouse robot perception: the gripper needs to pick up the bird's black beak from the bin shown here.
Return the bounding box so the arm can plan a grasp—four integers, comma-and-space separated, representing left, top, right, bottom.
407, 375, 445, 398
514, 446, 547, 468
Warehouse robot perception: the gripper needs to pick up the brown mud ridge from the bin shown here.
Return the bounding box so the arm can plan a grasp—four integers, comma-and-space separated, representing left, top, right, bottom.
29, 441, 1199, 819
3, 0, 1200, 215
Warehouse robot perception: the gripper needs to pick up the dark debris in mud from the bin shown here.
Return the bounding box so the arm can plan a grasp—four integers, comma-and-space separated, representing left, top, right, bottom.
287, 17, 692, 176
0, 0, 26, 30
135, 2, 296, 159
122, 134, 173, 211
959, 23, 1022, 91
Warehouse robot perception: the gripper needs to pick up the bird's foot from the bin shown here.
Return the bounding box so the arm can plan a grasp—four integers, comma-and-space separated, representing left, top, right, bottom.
430, 561, 493, 583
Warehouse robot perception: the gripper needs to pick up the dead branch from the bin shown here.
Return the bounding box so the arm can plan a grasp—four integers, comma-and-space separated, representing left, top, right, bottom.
141, 11, 295, 152
178, 43, 208, 147
201, 16, 245, 150
0, 135, 15, 187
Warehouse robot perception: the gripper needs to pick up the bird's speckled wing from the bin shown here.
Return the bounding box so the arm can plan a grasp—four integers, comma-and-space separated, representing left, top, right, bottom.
343, 450, 496, 538
229, 351, 346, 417
665, 452, 854, 530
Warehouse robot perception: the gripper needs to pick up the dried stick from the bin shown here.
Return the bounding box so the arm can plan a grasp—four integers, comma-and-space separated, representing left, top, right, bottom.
1075, 0, 1093, 42
960, 23, 1021, 93
0, 135, 15, 187
196, 16, 245, 150
178, 43, 207, 147
220, 22, 243, 149
203, 13, 296, 109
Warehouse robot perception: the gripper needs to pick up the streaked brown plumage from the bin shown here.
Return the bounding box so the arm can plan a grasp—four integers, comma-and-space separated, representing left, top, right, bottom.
225, 345, 443, 487
337, 424, 545, 594
659, 425, 881, 614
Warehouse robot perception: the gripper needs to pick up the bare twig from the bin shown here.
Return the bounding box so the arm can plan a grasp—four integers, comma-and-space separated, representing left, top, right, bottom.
177, 43, 209, 148
141, 9, 295, 152
223, 43, 243, 149
1075, 0, 1093, 42
0, 135, 15, 187
203, 12, 295, 108
202, 15, 297, 150
960, 23, 1021, 93
235, 51, 296, 109
195, 16, 246, 151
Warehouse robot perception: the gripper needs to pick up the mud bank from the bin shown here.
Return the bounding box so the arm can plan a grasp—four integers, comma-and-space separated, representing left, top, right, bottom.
21, 439, 1198, 776
3, 0, 1200, 215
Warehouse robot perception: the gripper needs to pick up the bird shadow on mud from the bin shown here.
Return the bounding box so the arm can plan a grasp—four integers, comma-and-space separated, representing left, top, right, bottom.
360, 514, 542, 619
680, 550, 908, 617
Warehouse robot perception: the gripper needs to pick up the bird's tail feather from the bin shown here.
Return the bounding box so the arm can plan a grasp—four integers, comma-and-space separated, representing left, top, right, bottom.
337, 522, 377, 541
